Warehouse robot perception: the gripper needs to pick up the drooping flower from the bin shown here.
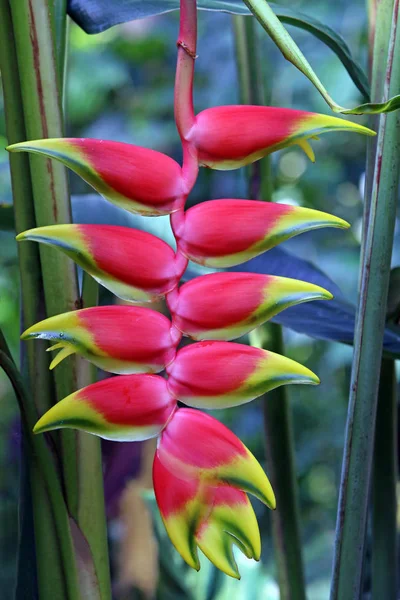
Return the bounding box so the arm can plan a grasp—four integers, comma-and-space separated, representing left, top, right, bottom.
172, 199, 349, 267
21, 306, 180, 373
187, 106, 375, 169
7, 139, 186, 216
33, 374, 177, 441
17, 224, 185, 302
166, 341, 319, 409
168, 272, 332, 340
153, 453, 261, 579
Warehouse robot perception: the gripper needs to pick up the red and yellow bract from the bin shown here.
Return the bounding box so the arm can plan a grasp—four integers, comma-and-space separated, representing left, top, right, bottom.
166, 341, 319, 408
168, 272, 332, 340
22, 306, 180, 373
172, 199, 349, 267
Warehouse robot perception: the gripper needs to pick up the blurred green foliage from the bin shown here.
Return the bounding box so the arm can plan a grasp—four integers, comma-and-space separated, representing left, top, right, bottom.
0, 1, 389, 598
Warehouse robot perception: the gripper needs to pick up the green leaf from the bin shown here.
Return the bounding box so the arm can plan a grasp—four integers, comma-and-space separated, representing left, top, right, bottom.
243, 0, 400, 114
68, 0, 370, 100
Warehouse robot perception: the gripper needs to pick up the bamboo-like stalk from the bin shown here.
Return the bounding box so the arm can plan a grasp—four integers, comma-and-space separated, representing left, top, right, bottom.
0, 2, 71, 596
331, 1, 400, 598
233, 16, 306, 600
372, 359, 398, 599
6, 1, 111, 597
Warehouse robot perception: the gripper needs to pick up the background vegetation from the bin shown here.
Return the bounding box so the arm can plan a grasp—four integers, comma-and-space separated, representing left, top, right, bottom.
0, 0, 393, 597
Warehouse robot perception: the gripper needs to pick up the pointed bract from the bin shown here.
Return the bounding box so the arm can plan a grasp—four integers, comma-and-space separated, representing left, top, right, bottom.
166, 341, 319, 409
17, 224, 182, 302
172, 199, 349, 267
22, 306, 178, 374
189, 106, 375, 169
157, 408, 275, 508
153, 453, 261, 578
33, 374, 177, 441
169, 272, 332, 340
7, 138, 186, 216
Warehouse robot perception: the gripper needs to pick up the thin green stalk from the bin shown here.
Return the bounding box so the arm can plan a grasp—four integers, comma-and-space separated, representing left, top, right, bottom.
8, 1, 111, 597
330, 2, 400, 598
233, 15, 306, 600
372, 359, 398, 599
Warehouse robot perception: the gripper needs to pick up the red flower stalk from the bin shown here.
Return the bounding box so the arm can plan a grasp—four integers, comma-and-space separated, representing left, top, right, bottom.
20, 0, 372, 579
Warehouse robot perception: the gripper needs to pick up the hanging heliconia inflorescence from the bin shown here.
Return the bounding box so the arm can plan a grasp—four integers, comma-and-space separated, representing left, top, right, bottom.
9, 0, 374, 579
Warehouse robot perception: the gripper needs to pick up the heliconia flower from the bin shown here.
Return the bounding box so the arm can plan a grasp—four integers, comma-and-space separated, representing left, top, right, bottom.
7, 139, 186, 216
187, 106, 375, 169
17, 224, 184, 302
21, 306, 180, 374
168, 272, 332, 340
153, 452, 261, 578
166, 341, 319, 409
33, 374, 177, 441
172, 199, 349, 268
156, 408, 275, 508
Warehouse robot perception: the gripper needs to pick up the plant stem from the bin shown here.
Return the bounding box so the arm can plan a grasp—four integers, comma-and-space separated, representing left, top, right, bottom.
371, 359, 398, 599
233, 15, 306, 600
330, 2, 400, 598
0, 2, 69, 597
0, 335, 80, 599
9, 1, 111, 596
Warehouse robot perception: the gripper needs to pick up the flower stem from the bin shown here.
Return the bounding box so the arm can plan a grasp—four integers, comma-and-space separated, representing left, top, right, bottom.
175, 0, 197, 141
233, 15, 306, 599
371, 358, 398, 599
331, 1, 400, 598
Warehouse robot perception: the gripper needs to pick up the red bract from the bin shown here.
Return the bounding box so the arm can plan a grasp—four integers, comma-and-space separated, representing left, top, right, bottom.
17, 224, 184, 302
33, 375, 177, 441
8, 138, 186, 216
153, 451, 261, 579
166, 341, 319, 408
22, 306, 179, 373
168, 272, 332, 340
156, 408, 275, 507
172, 199, 349, 267
188, 106, 375, 169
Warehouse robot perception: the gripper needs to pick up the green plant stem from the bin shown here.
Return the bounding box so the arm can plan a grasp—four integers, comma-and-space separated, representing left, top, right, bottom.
0, 334, 80, 599
233, 15, 306, 600
371, 359, 398, 599
330, 2, 400, 598
8, 1, 111, 597
0, 2, 71, 596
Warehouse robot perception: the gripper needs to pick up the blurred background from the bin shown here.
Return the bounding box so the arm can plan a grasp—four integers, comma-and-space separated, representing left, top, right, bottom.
0, 0, 387, 597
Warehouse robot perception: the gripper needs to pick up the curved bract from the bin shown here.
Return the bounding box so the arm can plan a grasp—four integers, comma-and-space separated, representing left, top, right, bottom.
169, 272, 333, 340
189, 106, 375, 169
153, 453, 261, 578
156, 408, 275, 508
21, 306, 179, 374
7, 138, 186, 216
17, 224, 182, 302
33, 374, 177, 441
173, 199, 349, 267
166, 341, 319, 409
